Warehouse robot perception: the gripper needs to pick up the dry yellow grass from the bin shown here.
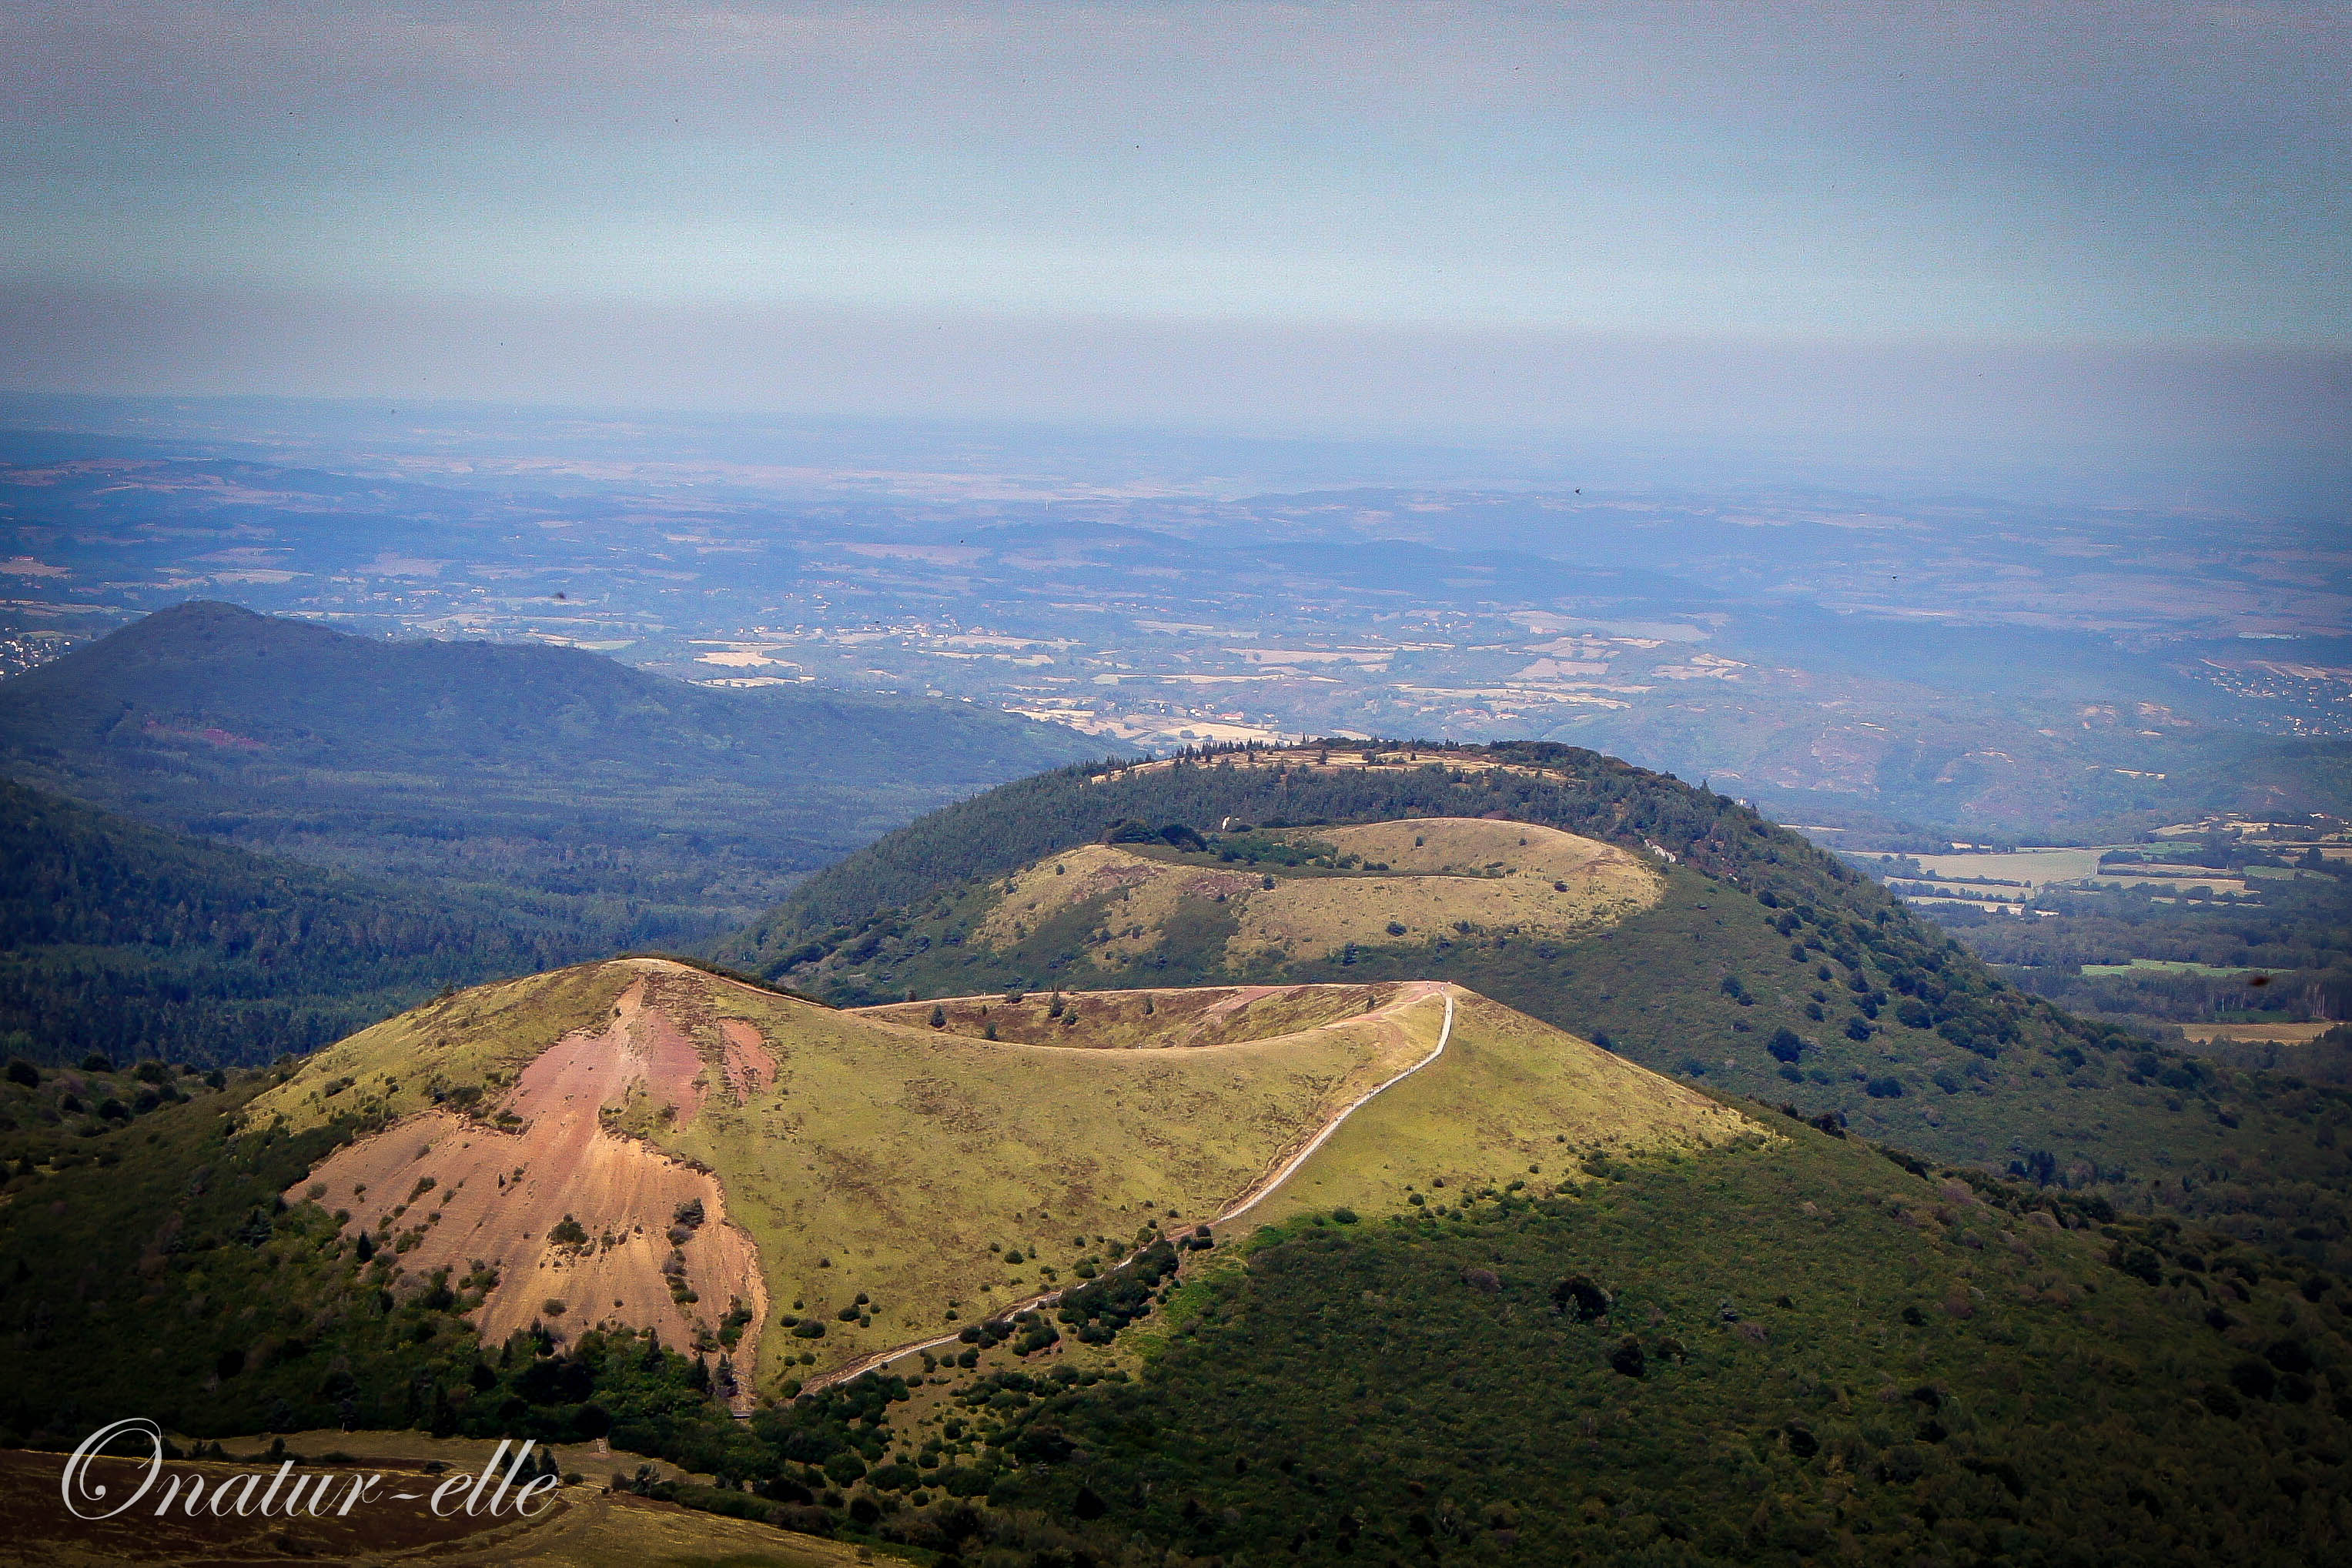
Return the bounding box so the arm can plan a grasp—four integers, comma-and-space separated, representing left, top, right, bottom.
1232, 818, 1659, 961
670, 975, 1432, 1395
976, 816, 1660, 969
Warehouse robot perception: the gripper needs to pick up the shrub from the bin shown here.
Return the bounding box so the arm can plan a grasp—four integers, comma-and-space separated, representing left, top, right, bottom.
1608, 1337, 1647, 1378
1767, 1029, 1804, 1064
2265, 1339, 2314, 1376
1551, 1275, 1611, 1321
4, 1059, 36, 1088
2228, 1358, 2278, 1401
1865, 1077, 1904, 1098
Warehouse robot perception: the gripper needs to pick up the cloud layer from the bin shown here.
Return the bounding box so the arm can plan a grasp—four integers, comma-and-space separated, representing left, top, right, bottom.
2, 2, 2344, 446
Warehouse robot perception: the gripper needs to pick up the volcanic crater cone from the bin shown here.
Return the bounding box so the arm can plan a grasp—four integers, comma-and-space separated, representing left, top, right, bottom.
257, 955, 1753, 1401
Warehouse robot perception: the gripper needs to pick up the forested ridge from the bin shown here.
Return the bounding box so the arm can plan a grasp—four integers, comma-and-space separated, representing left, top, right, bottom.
0, 778, 600, 1065
0, 600, 1116, 938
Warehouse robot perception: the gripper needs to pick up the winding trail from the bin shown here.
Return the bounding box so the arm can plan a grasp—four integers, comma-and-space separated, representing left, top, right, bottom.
791, 985, 1457, 1401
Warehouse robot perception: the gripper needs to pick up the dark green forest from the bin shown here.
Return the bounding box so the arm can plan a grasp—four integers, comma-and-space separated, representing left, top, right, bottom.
975, 1129, 2352, 1566
0, 779, 611, 1065
719, 742, 2352, 1276
0, 600, 1116, 939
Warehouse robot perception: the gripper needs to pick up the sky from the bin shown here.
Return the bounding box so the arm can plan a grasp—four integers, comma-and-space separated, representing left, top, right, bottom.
1, 1, 2346, 463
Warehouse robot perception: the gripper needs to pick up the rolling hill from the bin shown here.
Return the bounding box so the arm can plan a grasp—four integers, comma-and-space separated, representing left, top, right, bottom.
5, 954, 2350, 1564
0, 601, 1115, 943
718, 743, 2352, 1275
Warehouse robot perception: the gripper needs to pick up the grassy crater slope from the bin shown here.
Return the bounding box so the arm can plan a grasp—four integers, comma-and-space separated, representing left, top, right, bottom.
244, 959, 1748, 1402
0, 600, 1116, 942
967, 817, 1659, 971
718, 743, 2352, 1273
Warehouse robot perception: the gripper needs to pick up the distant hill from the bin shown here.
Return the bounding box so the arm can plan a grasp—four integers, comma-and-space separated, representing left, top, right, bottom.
0, 602, 1116, 939
0, 778, 607, 1065
719, 741, 2352, 1275
6, 954, 2349, 1564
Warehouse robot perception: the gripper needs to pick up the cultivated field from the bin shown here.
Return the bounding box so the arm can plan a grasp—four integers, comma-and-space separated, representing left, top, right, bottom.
1902, 848, 2111, 887
2177, 1021, 2337, 1045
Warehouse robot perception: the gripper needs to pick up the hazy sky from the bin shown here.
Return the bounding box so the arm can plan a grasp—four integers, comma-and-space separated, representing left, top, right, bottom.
2, 1, 2346, 454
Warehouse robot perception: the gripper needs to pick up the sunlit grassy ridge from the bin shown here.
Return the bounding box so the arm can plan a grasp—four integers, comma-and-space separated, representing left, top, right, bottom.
1238, 988, 1759, 1229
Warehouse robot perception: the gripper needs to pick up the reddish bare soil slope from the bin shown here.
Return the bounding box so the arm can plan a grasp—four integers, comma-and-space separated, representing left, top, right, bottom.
293, 972, 766, 1389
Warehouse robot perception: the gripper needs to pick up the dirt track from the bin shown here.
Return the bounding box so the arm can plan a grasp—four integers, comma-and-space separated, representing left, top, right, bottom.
794, 983, 1457, 1397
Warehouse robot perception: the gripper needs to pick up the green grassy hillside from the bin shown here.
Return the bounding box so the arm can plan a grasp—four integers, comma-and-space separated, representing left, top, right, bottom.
718, 744, 2352, 1275
0, 600, 1115, 940
0, 778, 624, 1065
7, 968, 2349, 1564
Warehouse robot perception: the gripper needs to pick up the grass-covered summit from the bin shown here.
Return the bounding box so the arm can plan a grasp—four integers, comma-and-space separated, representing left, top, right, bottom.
236, 955, 1743, 1403
719, 741, 2352, 1273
